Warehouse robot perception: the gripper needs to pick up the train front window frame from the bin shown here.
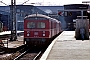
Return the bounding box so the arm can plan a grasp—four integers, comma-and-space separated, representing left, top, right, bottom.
37, 22, 45, 28
27, 22, 35, 28
26, 17, 48, 20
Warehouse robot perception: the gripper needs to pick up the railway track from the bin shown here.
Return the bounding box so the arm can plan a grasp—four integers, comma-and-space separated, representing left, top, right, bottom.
0, 31, 59, 60
13, 33, 59, 60
0, 44, 27, 60
14, 48, 43, 60
0, 47, 43, 60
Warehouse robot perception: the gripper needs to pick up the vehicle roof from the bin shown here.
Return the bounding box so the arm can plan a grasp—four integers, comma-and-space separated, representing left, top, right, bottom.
24, 14, 60, 22
24, 14, 50, 19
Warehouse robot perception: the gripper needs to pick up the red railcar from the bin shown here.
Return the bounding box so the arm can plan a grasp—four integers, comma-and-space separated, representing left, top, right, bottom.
24, 14, 62, 47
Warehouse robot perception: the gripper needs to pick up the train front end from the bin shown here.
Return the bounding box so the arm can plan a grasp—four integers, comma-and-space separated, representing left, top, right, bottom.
24, 14, 51, 47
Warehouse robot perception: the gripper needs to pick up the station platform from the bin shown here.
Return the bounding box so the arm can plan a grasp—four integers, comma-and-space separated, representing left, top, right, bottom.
2, 36, 24, 48
0, 31, 24, 39
0, 31, 23, 35
40, 31, 90, 60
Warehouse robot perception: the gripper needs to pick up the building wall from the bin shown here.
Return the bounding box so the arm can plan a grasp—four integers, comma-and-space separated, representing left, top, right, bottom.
15, 5, 47, 30
0, 5, 66, 31
64, 4, 89, 31
13, 5, 63, 31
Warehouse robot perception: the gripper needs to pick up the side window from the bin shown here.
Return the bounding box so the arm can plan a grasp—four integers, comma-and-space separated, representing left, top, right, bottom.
27, 22, 35, 28
37, 22, 45, 28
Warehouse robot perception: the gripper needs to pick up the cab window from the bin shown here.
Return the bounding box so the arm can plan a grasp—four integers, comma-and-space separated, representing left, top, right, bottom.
27, 22, 35, 28
37, 22, 45, 28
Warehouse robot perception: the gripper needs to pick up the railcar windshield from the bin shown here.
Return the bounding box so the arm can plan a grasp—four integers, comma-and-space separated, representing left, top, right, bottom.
27, 22, 45, 28
37, 22, 45, 28
27, 22, 35, 28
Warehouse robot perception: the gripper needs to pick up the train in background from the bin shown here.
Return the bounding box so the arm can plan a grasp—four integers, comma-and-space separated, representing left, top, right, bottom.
0, 14, 9, 31
24, 14, 62, 47
58, 4, 89, 31
0, 21, 8, 32
0, 21, 3, 32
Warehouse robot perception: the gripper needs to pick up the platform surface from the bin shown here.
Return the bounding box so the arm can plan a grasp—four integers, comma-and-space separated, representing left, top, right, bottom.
40, 31, 90, 60
2, 36, 24, 48
0, 31, 23, 35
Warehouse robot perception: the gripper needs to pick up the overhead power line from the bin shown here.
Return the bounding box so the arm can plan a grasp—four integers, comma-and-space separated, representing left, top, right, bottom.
0, 1, 8, 6
22, 0, 30, 5
82, 1, 90, 3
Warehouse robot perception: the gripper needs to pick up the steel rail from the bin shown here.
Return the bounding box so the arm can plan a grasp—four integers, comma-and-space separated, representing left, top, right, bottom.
33, 50, 42, 60
13, 48, 30, 60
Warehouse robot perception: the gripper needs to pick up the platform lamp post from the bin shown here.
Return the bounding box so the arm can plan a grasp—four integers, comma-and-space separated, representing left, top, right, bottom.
10, 0, 34, 41
10, 0, 17, 41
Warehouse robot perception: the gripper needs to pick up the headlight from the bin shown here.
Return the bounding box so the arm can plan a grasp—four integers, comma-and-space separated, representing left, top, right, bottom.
27, 33, 30, 36
43, 34, 45, 36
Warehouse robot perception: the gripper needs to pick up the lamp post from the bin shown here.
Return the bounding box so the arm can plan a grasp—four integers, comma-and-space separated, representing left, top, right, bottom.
10, 0, 34, 41
10, 0, 17, 41
10, 0, 31, 41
